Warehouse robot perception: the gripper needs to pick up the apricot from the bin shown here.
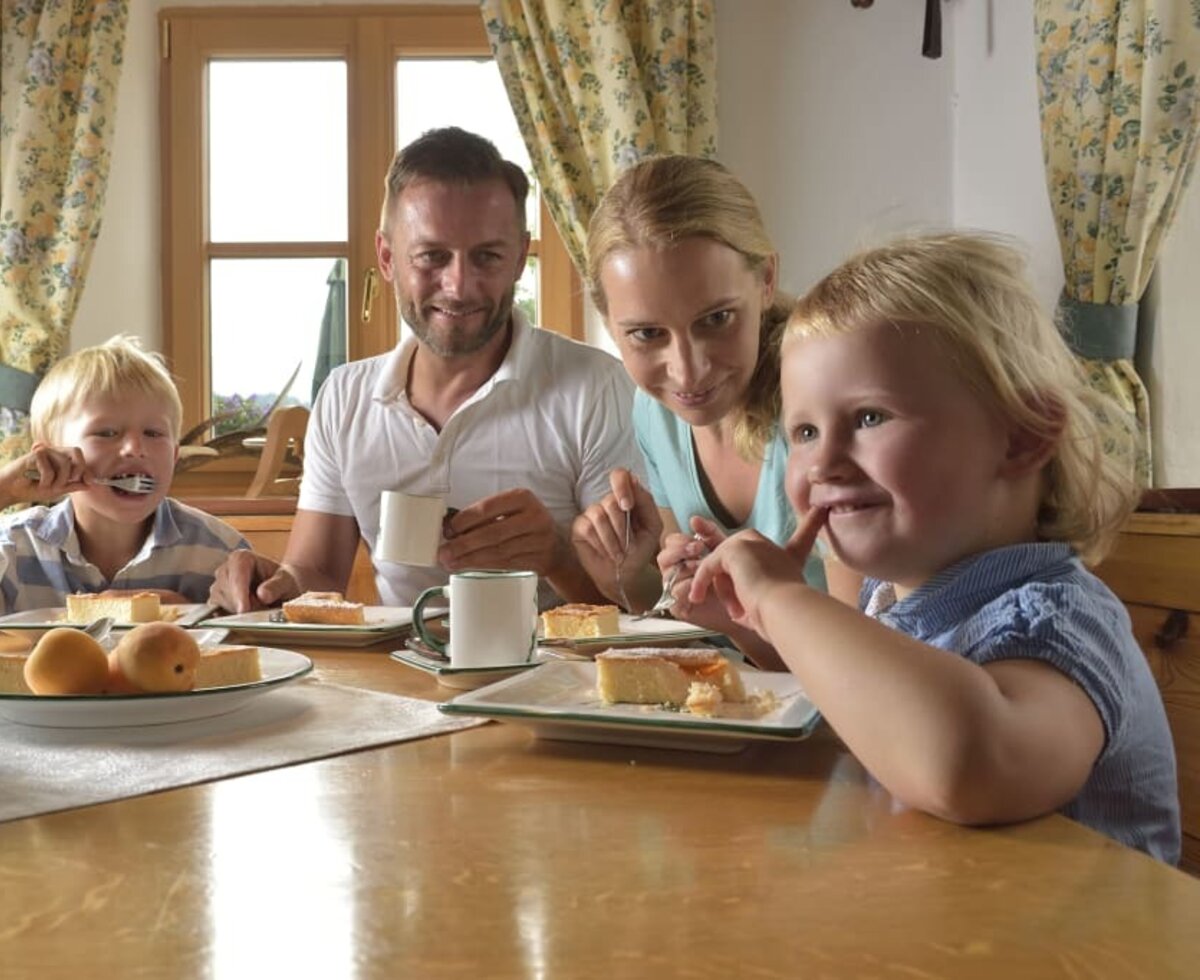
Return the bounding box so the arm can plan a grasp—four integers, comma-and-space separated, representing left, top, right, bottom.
103, 650, 142, 695
114, 622, 201, 693
24, 628, 110, 695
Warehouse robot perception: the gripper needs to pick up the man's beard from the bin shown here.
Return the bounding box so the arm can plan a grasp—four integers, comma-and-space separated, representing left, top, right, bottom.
399, 287, 515, 358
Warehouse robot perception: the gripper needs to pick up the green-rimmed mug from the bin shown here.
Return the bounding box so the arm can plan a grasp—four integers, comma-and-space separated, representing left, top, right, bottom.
412, 570, 538, 667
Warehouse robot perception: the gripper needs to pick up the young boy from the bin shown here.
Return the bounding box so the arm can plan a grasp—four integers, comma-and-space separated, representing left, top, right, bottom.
0, 337, 248, 613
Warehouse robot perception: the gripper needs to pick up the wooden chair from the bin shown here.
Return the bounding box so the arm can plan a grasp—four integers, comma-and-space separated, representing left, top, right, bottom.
245, 405, 309, 499
1094, 498, 1200, 875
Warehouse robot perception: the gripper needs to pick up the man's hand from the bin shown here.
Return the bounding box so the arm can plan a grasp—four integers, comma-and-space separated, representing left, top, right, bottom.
439, 488, 568, 578
208, 550, 301, 613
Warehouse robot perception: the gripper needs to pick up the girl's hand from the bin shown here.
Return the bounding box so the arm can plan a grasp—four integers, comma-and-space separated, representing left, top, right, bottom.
0, 444, 90, 507
690, 508, 829, 635
571, 469, 662, 604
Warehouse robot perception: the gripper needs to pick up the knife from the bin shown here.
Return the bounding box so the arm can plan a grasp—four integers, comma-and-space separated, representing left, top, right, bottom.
177, 603, 219, 628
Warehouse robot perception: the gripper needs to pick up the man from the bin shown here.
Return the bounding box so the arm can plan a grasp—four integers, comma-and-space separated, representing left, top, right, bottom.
210, 127, 639, 611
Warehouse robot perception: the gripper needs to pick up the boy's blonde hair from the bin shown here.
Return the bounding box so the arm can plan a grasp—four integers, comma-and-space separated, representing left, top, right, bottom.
30, 336, 183, 445
587, 154, 789, 461
785, 233, 1141, 565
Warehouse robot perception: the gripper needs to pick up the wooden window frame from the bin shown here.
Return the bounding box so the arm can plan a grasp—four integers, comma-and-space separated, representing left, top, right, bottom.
160, 4, 582, 436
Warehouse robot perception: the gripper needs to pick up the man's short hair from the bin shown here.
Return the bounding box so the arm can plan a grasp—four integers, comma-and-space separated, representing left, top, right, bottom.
380, 126, 530, 233
30, 336, 183, 445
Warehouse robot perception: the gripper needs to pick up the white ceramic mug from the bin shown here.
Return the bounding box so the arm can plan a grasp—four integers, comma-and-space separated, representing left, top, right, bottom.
377, 491, 447, 566
412, 570, 539, 667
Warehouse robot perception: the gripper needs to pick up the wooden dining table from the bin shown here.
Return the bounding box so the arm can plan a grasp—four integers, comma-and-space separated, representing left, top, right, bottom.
2, 641, 1199, 979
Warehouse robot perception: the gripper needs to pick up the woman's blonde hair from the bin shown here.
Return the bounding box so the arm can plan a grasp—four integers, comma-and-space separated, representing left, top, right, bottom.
31, 336, 183, 445
586, 154, 788, 460
785, 232, 1141, 565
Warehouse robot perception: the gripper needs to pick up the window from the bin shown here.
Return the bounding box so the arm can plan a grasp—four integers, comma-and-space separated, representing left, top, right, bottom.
160, 7, 581, 435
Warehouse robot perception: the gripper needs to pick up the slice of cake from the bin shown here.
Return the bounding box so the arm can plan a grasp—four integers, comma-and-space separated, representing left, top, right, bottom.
64, 591, 160, 623
282, 591, 365, 626
541, 603, 620, 639
194, 645, 262, 689
595, 647, 746, 708
0, 632, 34, 694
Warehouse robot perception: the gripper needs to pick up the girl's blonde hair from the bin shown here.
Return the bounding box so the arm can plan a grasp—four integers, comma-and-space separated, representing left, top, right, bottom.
785, 233, 1141, 565
586, 154, 788, 460
31, 336, 183, 445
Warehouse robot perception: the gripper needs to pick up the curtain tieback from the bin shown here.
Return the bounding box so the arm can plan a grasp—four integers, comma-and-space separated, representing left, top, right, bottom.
1057, 294, 1138, 361
0, 364, 43, 414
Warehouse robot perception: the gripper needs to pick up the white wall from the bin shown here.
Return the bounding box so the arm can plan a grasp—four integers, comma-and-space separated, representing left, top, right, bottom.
74, 0, 1199, 484
717, 0, 953, 299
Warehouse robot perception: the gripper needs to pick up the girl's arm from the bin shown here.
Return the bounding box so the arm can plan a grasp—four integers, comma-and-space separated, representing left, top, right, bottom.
757, 585, 1102, 824
691, 511, 1104, 825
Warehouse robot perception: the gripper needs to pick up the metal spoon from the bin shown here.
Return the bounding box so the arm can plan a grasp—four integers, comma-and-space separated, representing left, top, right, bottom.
82, 616, 115, 644
614, 507, 633, 612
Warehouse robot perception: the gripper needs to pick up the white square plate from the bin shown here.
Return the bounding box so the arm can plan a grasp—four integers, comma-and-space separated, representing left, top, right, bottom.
205, 606, 416, 647
439, 660, 821, 753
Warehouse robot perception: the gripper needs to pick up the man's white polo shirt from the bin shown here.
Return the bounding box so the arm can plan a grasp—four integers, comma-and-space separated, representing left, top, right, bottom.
299, 312, 641, 607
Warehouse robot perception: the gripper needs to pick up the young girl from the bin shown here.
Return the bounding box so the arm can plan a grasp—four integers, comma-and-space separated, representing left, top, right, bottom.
572, 156, 857, 665
689, 233, 1180, 862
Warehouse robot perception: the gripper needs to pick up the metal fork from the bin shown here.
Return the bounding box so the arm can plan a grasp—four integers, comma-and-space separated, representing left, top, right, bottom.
614, 508, 633, 612
24, 470, 157, 494
632, 562, 682, 622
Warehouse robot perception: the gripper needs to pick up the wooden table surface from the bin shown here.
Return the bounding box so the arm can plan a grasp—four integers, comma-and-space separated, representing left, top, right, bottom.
2, 643, 1199, 979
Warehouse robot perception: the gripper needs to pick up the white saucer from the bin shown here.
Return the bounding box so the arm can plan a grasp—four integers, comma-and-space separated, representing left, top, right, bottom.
390, 647, 558, 691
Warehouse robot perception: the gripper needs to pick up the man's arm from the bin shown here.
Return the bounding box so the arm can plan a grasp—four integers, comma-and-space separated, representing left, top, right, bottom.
280, 509, 361, 596
209, 509, 361, 612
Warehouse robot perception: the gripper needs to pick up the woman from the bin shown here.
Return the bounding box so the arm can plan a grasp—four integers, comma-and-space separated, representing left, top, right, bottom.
572, 155, 858, 667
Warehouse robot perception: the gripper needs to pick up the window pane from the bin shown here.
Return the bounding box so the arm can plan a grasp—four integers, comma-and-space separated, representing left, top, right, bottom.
515, 256, 538, 327
209, 61, 347, 242
210, 258, 347, 432
394, 59, 539, 236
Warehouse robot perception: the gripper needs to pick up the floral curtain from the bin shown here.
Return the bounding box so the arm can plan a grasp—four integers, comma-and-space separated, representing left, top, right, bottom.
1035, 0, 1200, 485
480, 0, 718, 274
0, 0, 128, 466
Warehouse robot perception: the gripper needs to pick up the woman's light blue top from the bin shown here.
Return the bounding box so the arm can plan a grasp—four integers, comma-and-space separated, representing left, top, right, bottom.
633, 389, 827, 590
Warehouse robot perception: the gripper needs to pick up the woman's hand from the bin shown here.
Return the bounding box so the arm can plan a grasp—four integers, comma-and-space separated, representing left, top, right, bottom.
689, 507, 828, 636
655, 516, 732, 633
571, 468, 662, 607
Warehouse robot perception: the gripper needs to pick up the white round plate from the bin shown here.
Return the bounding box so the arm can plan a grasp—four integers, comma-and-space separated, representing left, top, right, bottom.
0, 648, 312, 728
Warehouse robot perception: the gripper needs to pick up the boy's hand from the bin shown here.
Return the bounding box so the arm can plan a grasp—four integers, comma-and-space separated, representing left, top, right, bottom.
0, 444, 90, 507
209, 551, 299, 613
689, 508, 829, 636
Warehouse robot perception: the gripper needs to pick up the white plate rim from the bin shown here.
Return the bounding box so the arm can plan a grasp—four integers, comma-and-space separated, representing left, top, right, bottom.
205, 606, 414, 633
537, 612, 717, 647
0, 647, 312, 727
0, 603, 213, 630
439, 660, 821, 741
